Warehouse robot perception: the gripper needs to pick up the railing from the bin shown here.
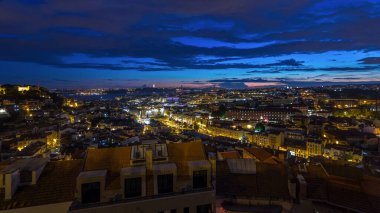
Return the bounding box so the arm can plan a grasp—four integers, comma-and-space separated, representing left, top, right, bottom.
69, 187, 214, 211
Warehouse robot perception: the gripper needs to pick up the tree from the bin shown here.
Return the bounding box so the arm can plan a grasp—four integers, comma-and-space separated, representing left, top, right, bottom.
255, 122, 265, 133
212, 105, 227, 118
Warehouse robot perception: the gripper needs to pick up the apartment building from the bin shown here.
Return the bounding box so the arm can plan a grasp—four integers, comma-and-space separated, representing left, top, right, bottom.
226, 108, 301, 122
248, 131, 284, 149
69, 141, 214, 213
0, 159, 83, 212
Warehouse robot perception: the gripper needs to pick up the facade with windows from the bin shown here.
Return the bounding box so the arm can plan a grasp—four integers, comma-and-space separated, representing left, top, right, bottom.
226, 108, 301, 122
69, 141, 214, 213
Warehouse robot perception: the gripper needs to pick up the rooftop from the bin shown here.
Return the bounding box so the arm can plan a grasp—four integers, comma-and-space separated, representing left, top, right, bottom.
84, 146, 132, 190
0, 158, 48, 174
216, 160, 290, 200
218, 151, 241, 160
303, 163, 380, 213
244, 147, 277, 163
83, 141, 207, 189
0, 160, 83, 210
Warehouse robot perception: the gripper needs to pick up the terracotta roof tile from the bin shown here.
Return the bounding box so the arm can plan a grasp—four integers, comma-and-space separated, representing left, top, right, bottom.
216, 160, 290, 199
0, 160, 83, 210
167, 141, 206, 181
219, 151, 241, 159
84, 147, 131, 190
244, 147, 274, 162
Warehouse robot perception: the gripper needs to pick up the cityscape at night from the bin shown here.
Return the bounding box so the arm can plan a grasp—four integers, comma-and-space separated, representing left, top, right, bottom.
1, 1, 380, 213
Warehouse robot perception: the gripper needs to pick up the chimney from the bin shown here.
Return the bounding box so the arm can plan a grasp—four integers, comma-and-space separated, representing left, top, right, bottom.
145, 146, 153, 171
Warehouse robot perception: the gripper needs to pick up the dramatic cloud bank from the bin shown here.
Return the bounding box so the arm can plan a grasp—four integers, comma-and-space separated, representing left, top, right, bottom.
1, 0, 380, 88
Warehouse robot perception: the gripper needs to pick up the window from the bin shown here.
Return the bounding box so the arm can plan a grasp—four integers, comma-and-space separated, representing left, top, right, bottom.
197, 204, 212, 213
81, 182, 100, 204
193, 170, 207, 189
171, 209, 177, 213
124, 177, 142, 198
157, 174, 173, 194
184, 207, 190, 213
20, 170, 32, 183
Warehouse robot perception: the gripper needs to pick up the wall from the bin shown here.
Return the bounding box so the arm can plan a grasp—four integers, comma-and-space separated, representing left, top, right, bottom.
5, 170, 20, 200
69, 190, 214, 213
1, 202, 71, 213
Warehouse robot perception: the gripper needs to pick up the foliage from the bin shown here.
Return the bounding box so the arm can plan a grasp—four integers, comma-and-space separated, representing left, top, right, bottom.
255, 122, 265, 133
211, 105, 226, 118
333, 108, 380, 119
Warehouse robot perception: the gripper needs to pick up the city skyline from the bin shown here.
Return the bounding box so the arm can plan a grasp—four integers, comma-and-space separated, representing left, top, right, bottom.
1, 0, 380, 88
2, 2, 380, 212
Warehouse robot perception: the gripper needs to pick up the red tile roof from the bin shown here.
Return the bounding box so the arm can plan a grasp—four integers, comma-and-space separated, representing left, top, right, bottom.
0, 160, 83, 210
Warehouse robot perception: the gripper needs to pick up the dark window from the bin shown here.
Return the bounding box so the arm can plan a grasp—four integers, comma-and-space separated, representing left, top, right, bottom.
193, 170, 207, 189
157, 174, 173, 194
184, 207, 190, 213
81, 182, 100, 204
20, 170, 32, 183
171, 209, 177, 213
197, 204, 212, 213
124, 177, 142, 198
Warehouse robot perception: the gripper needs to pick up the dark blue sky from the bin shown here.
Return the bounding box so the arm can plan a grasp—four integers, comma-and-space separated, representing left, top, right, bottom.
1, 0, 380, 88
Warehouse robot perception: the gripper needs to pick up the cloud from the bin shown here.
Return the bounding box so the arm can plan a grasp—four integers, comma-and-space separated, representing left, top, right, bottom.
171, 36, 303, 49
247, 70, 281, 74
204, 77, 380, 89
53, 78, 79, 82
170, 19, 236, 32
208, 78, 270, 83
271, 59, 304, 66
56, 53, 172, 71
333, 77, 362, 80
47, 27, 107, 37
17, 0, 46, 5
1, 0, 380, 88
359, 57, 380, 64
282, 66, 377, 72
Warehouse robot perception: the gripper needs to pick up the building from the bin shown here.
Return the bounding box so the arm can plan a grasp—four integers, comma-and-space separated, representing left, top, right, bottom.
0, 159, 83, 212
323, 144, 363, 162
15, 141, 48, 158
0, 108, 10, 118
17, 86, 30, 92
284, 139, 308, 158
331, 99, 358, 109
226, 108, 301, 122
217, 151, 241, 160
298, 163, 380, 213
306, 139, 323, 157
248, 131, 284, 149
205, 125, 248, 141
0, 86, 5, 95
68, 141, 215, 213
10, 134, 47, 152
242, 147, 280, 164
323, 128, 378, 149
216, 159, 295, 212
46, 131, 60, 149
285, 129, 305, 141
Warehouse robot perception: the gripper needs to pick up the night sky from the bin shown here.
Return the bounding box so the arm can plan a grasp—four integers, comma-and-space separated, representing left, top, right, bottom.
1, 0, 380, 89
